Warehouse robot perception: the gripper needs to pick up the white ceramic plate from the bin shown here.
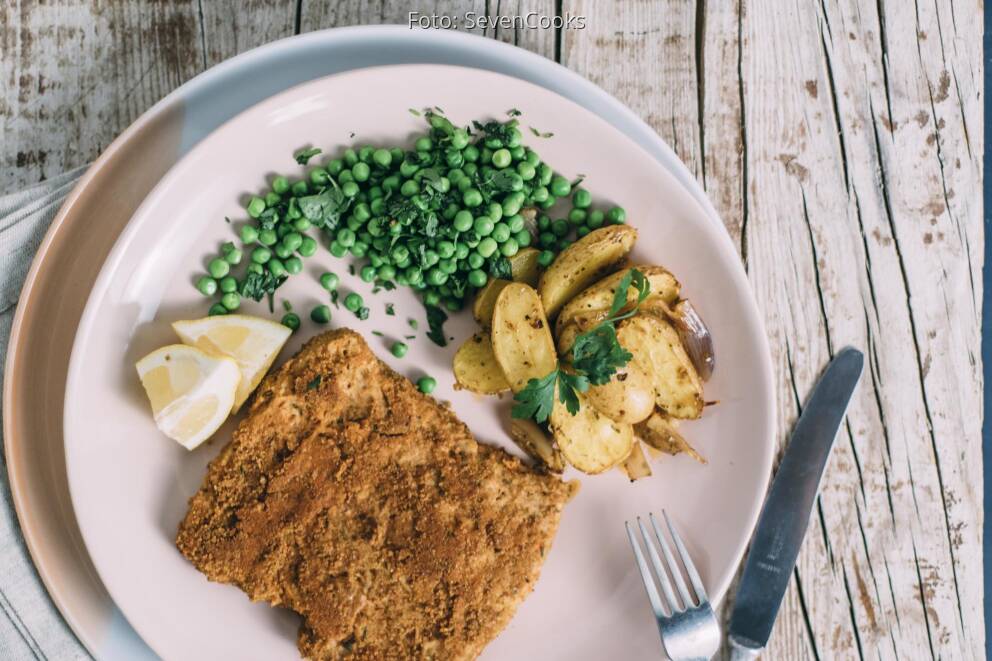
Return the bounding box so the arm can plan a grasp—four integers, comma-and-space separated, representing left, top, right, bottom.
64, 64, 773, 660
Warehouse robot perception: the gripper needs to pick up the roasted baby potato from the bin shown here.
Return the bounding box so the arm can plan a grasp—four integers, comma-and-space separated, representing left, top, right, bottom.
471, 248, 545, 327
618, 315, 704, 419
452, 332, 511, 394
509, 418, 565, 473
557, 323, 655, 424
550, 392, 634, 474
538, 225, 637, 319
620, 440, 653, 481
556, 265, 681, 336
635, 412, 706, 463
491, 283, 557, 392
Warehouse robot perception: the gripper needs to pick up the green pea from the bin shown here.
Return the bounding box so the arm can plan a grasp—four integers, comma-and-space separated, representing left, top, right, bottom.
514, 230, 532, 247
247, 196, 266, 218
284, 256, 303, 275
550, 176, 572, 198
587, 209, 606, 229
480, 147, 493, 164
291, 218, 310, 234
438, 258, 457, 275
265, 191, 281, 207
557, 238, 573, 251
370, 148, 391, 168
311, 305, 331, 324
531, 186, 549, 203
454, 243, 469, 260
208, 258, 230, 279
491, 223, 511, 243
351, 241, 368, 258
467, 252, 485, 270
453, 210, 474, 232
274, 244, 292, 260
501, 192, 525, 217
341, 181, 360, 198
537, 215, 552, 231
470, 216, 492, 236
219, 276, 238, 293
378, 264, 396, 281
291, 180, 309, 196
352, 162, 371, 182
538, 163, 553, 186
437, 241, 455, 259
539, 231, 557, 248
390, 341, 409, 358
277, 223, 293, 238
525, 149, 540, 166
344, 293, 363, 312
415, 136, 433, 152
568, 208, 587, 225
326, 159, 343, 175
426, 268, 448, 286
336, 228, 356, 248
318, 272, 339, 291
445, 149, 464, 168
272, 176, 289, 194
492, 149, 512, 169
477, 237, 498, 258
422, 249, 440, 267
310, 168, 329, 186
195, 276, 217, 297
281, 312, 300, 331
417, 376, 437, 394
370, 198, 386, 215
240, 225, 259, 244
208, 303, 228, 316
247, 263, 263, 275
258, 229, 277, 246
281, 232, 302, 253
390, 147, 404, 163
517, 161, 536, 181
463, 188, 483, 207
456, 177, 472, 193
359, 145, 375, 162
399, 179, 418, 197
468, 269, 488, 288
500, 238, 520, 257
391, 245, 410, 263
507, 214, 525, 233
573, 188, 592, 209
343, 148, 358, 165
537, 250, 555, 267
220, 292, 241, 311
463, 145, 480, 162
608, 206, 627, 223
267, 259, 287, 278
551, 219, 569, 237
360, 265, 377, 282
576, 226, 591, 238
329, 242, 347, 258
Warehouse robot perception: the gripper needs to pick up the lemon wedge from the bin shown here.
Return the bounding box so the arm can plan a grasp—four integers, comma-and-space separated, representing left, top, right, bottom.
172, 314, 291, 411
135, 345, 240, 449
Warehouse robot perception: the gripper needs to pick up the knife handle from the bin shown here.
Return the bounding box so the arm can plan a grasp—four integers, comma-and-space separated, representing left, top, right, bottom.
728, 636, 762, 660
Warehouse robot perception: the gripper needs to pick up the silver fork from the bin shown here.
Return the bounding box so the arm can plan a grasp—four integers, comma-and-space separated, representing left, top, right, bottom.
625, 512, 721, 660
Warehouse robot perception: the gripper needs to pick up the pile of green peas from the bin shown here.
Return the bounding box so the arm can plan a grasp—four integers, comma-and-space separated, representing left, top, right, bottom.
194, 112, 626, 323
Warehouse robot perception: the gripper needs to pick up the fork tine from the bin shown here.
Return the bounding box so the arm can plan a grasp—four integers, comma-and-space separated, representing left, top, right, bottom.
662, 510, 708, 602
649, 512, 695, 608
625, 521, 667, 619
636, 517, 680, 613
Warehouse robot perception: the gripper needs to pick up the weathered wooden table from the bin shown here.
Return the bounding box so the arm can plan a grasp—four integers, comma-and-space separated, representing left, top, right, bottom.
2, 1, 983, 658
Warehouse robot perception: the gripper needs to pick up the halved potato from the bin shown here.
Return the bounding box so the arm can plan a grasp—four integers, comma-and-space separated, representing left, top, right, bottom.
557, 322, 655, 424
471, 248, 545, 327
509, 418, 565, 473
490, 283, 557, 392
635, 412, 706, 463
538, 225, 637, 319
620, 440, 653, 481
453, 331, 511, 394
550, 392, 634, 474
555, 265, 681, 336
618, 315, 704, 419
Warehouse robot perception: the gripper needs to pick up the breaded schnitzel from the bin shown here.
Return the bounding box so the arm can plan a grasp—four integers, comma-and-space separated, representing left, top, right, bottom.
176, 329, 576, 660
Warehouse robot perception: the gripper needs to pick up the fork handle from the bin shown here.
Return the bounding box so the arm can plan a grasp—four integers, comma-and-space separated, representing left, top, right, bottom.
728, 635, 762, 660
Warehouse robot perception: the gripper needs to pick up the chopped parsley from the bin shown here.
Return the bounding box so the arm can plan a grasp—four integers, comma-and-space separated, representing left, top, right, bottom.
356, 306, 370, 320
507, 108, 522, 117
239, 270, 285, 302
282, 299, 293, 312
294, 147, 322, 165
408, 318, 419, 330
372, 330, 385, 337
385, 303, 395, 316
529, 126, 554, 139
307, 375, 322, 390
488, 256, 513, 280
425, 305, 448, 347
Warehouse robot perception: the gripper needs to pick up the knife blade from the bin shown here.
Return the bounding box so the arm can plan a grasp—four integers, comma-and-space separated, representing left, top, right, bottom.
728, 347, 864, 658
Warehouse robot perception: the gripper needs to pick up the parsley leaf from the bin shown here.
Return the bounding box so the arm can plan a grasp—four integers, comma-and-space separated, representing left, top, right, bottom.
507, 108, 522, 117
488, 256, 513, 280
239, 270, 285, 302
425, 305, 448, 347
511, 370, 559, 423
571, 324, 633, 385
608, 268, 651, 319
298, 187, 350, 231
529, 126, 554, 138
558, 371, 590, 413
385, 303, 395, 316
307, 375, 322, 390
294, 147, 322, 165
356, 306, 370, 321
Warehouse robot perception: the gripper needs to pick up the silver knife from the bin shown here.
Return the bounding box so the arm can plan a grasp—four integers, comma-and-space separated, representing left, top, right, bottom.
728, 347, 864, 659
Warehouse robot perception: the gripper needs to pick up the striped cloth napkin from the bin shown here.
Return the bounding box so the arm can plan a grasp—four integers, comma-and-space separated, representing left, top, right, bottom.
0, 168, 92, 660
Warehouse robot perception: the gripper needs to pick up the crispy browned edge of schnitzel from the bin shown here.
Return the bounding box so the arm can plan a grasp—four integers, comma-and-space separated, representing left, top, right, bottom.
176, 329, 578, 660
